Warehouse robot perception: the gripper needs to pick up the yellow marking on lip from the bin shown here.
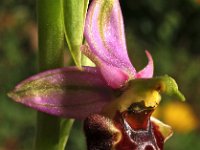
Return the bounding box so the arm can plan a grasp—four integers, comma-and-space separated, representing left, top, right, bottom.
102, 85, 161, 118
102, 75, 184, 119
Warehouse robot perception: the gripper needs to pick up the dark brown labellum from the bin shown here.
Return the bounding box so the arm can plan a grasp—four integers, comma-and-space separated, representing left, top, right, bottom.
84, 102, 165, 150
84, 114, 120, 150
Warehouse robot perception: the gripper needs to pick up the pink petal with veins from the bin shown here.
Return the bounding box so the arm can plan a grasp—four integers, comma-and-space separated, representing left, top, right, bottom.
8, 67, 114, 119
84, 0, 136, 81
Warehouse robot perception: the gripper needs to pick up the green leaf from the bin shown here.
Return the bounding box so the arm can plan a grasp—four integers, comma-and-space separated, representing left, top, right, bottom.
58, 119, 74, 150
62, 0, 89, 67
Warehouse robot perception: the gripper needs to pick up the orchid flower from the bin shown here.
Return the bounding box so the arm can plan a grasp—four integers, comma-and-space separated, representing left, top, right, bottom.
8, 0, 185, 149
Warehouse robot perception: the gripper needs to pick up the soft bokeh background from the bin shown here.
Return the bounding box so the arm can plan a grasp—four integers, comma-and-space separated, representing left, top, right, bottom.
0, 0, 200, 149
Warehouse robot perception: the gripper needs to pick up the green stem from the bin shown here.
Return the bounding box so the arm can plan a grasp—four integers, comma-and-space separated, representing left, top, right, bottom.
35, 0, 73, 149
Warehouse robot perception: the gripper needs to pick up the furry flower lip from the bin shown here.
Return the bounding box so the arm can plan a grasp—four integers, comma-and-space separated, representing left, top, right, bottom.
8, 0, 185, 149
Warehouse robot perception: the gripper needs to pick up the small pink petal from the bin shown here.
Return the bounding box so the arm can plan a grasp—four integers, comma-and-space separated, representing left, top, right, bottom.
135, 50, 154, 78
8, 67, 114, 120
84, 0, 136, 78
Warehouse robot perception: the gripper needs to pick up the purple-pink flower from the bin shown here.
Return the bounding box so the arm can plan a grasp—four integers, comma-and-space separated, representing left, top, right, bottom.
8, 0, 185, 149
8, 0, 157, 120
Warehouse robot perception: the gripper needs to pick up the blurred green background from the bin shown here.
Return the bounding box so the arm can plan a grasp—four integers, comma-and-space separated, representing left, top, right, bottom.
0, 0, 200, 149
